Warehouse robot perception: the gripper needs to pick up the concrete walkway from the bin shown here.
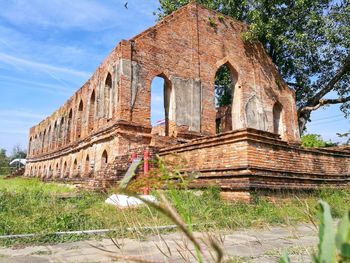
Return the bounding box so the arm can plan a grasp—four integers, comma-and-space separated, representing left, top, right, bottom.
0, 223, 318, 262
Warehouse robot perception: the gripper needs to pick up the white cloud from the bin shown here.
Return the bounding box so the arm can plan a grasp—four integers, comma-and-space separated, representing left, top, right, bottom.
0, 75, 75, 95
0, 0, 133, 31
0, 53, 90, 78
0, 109, 46, 120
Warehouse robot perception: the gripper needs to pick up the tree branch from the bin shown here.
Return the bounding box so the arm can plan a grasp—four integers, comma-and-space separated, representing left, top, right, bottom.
299, 95, 350, 113
306, 55, 350, 107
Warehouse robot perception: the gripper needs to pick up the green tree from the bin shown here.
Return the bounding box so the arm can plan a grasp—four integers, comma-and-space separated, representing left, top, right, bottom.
301, 134, 338, 148
156, 0, 350, 133
0, 148, 9, 175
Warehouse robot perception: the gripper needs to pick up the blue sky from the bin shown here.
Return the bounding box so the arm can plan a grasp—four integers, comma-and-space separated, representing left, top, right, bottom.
0, 0, 348, 154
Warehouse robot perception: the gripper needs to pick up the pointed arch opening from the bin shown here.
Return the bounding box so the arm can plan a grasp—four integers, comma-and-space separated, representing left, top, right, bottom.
101, 150, 108, 169
84, 155, 90, 175
29, 137, 32, 156
273, 102, 283, 136
214, 62, 238, 134
48, 165, 52, 178
38, 132, 42, 153
43, 165, 46, 179
88, 90, 96, 132
151, 74, 174, 136
42, 130, 46, 153
58, 117, 64, 148
33, 135, 38, 155
67, 109, 73, 143
55, 163, 59, 178
63, 161, 68, 178
53, 121, 57, 149
76, 100, 84, 139
46, 126, 51, 152
73, 159, 79, 177
105, 73, 113, 119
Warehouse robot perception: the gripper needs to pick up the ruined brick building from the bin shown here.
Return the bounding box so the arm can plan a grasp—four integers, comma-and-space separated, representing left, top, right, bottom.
25, 3, 349, 198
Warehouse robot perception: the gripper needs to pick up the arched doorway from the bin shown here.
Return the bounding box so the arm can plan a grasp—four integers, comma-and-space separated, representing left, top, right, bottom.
101, 150, 108, 169
151, 74, 173, 136
214, 63, 238, 134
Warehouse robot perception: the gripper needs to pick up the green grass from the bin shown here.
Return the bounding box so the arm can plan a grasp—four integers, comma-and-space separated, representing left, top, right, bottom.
0, 178, 349, 247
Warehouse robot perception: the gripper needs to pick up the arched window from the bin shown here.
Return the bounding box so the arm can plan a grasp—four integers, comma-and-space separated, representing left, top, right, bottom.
105, 73, 112, 119
29, 137, 32, 156
67, 109, 73, 143
42, 130, 46, 153
63, 161, 68, 178
34, 135, 38, 155
76, 100, 84, 139
58, 117, 64, 147
101, 150, 108, 169
88, 91, 96, 132
273, 102, 283, 136
38, 132, 42, 153
46, 126, 51, 152
73, 159, 78, 177
84, 155, 90, 174
48, 165, 52, 178
151, 74, 173, 136
55, 163, 59, 178
214, 62, 238, 134
52, 121, 57, 149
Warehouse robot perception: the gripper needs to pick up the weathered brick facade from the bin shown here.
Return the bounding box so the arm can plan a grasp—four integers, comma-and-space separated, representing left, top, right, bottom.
24, 3, 349, 196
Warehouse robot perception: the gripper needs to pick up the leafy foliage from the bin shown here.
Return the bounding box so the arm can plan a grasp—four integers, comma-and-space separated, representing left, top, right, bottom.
0, 149, 9, 176
156, 0, 350, 132
282, 201, 350, 262
301, 134, 338, 148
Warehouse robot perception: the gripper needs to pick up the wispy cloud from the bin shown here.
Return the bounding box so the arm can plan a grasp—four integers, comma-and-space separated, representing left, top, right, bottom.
0, 109, 46, 120
0, 0, 133, 31
0, 53, 90, 78
0, 75, 75, 95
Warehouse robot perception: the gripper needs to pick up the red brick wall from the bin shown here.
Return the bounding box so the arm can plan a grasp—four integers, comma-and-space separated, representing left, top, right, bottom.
159, 129, 350, 191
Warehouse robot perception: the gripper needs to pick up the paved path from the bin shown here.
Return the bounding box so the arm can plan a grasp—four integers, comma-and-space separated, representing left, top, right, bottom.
0, 223, 318, 262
